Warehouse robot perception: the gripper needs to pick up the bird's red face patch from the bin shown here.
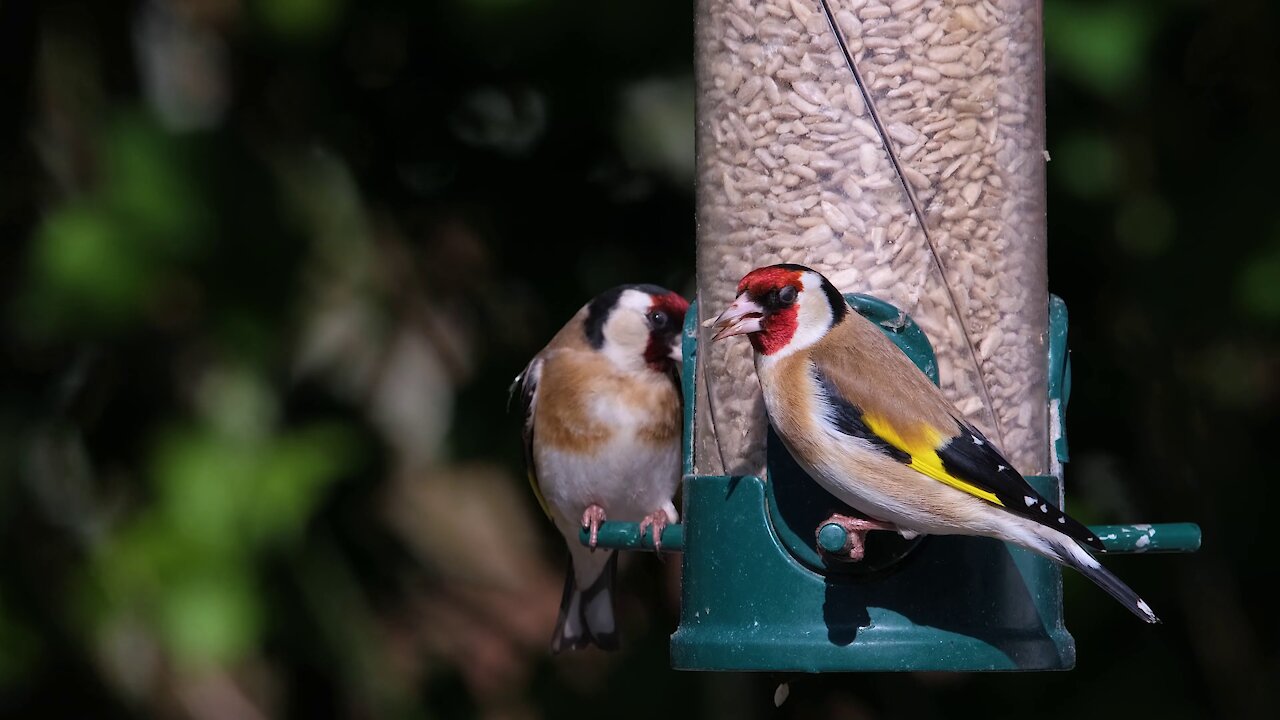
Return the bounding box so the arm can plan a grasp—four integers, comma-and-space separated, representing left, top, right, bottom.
736, 267, 802, 355
736, 266, 803, 297
643, 292, 689, 372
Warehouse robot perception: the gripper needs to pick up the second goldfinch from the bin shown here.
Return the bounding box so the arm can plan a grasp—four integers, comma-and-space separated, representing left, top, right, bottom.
711, 263, 1158, 623
514, 284, 688, 651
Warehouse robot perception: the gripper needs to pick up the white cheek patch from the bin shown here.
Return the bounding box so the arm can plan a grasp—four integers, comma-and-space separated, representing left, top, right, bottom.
601, 290, 655, 370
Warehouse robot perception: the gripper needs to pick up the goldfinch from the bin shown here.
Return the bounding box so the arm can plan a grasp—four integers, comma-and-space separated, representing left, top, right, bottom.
711, 263, 1159, 624
513, 284, 688, 651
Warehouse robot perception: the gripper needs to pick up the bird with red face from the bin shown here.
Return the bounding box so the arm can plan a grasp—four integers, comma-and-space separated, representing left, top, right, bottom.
711, 263, 1158, 623
513, 284, 689, 651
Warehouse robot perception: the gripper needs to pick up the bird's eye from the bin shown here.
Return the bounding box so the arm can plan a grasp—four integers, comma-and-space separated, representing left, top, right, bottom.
647, 310, 669, 329
778, 286, 798, 304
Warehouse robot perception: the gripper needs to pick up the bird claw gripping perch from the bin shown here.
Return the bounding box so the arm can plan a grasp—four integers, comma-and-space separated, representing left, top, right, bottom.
816, 513, 899, 562
582, 505, 607, 548
638, 509, 671, 554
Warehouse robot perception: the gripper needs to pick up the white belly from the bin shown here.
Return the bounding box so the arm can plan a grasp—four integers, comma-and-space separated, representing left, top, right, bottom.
537, 437, 680, 528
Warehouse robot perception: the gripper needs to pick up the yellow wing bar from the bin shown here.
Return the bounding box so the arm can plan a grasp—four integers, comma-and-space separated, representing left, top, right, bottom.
864, 414, 1004, 507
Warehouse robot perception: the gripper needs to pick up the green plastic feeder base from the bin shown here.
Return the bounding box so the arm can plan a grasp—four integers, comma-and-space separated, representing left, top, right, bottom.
669, 475, 1075, 672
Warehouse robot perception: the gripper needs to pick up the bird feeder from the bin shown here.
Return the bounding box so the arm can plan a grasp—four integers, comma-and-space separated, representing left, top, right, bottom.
578, 0, 1199, 671
583, 296, 1200, 671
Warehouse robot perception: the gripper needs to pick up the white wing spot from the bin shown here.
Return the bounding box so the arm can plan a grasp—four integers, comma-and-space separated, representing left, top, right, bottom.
972, 435, 984, 446
1137, 600, 1154, 619
1058, 516, 1066, 524
997, 465, 1007, 473
1024, 496, 1036, 507
1040, 504, 1049, 513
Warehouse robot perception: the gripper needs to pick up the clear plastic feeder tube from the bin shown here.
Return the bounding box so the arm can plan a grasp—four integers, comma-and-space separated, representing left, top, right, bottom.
694, 0, 1049, 477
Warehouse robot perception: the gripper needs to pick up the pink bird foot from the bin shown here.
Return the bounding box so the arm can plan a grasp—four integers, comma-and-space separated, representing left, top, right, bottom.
638, 509, 671, 553
819, 513, 898, 562
582, 504, 607, 548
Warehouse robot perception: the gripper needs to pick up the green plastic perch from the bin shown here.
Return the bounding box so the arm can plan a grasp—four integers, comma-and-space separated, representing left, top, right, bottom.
580, 520, 1200, 555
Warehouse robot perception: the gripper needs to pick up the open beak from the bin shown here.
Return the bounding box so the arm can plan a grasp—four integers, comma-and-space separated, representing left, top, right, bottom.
711, 294, 765, 341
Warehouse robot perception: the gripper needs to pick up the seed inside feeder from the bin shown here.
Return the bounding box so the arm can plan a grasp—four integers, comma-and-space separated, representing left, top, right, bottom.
694, 0, 1049, 478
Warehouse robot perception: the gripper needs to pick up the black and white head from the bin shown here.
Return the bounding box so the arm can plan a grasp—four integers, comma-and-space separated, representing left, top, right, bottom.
583, 284, 690, 373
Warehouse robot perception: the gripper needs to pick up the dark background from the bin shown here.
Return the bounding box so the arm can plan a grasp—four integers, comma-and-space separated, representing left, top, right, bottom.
1, 0, 1275, 718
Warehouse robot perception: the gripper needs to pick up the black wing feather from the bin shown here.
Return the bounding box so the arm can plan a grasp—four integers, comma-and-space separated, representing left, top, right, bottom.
511, 359, 551, 517
813, 365, 909, 463
937, 421, 1106, 551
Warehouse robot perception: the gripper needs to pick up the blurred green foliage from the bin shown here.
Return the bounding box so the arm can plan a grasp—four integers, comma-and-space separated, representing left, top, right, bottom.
1053, 130, 1120, 199
1045, 0, 1157, 98
25, 114, 209, 332
252, 0, 343, 40
91, 412, 356, 666
0, 0, 1276, 718
1237, 234, 1280, 322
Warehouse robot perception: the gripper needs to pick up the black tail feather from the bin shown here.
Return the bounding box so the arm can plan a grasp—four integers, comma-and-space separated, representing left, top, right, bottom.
1053, 538, 1160, 624
551, 551, 619, 652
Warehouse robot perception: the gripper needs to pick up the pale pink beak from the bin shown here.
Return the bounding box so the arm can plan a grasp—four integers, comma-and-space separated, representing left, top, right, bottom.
711, 294, 765, 341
